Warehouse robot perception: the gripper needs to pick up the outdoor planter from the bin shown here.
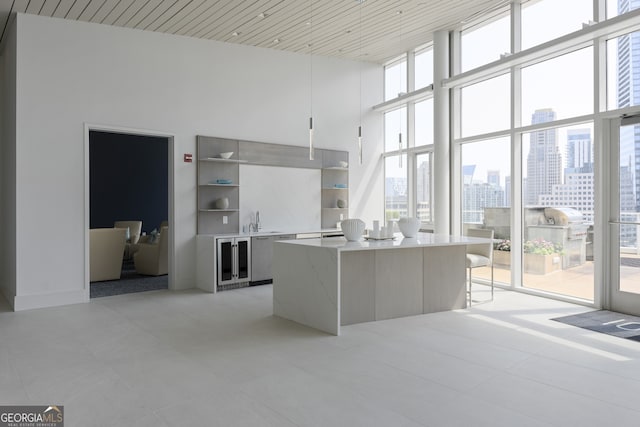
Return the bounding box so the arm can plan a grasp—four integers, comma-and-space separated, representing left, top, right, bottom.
493, 250, 511, 267
524, 253, 561, 275
492, 250, 562, 275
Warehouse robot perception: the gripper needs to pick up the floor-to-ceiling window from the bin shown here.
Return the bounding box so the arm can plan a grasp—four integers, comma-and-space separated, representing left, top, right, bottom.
382, 47, 435, 226
521, 122, 595, 300
446, 0, 629, 304
378, 0, 640, 307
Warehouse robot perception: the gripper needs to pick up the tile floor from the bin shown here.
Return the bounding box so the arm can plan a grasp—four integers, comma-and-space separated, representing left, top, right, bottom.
1, 286, 640, 426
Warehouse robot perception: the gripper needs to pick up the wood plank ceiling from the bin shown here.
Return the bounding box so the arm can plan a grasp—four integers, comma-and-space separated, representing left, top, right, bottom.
1, 0, 510, 64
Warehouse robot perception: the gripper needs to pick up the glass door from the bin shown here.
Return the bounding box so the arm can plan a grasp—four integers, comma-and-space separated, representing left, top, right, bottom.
610, 117, 640, 315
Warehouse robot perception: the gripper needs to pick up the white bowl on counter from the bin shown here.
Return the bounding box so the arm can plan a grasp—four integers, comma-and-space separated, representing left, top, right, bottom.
340, 219, 365, 241
398, 217, 421, 238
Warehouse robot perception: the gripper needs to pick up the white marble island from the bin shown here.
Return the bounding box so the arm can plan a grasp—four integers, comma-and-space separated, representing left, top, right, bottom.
272, 233, 490, 335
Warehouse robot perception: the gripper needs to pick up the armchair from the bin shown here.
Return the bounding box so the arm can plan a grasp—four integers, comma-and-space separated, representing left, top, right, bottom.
90, 228, 127, 282
133, 226, 168, 276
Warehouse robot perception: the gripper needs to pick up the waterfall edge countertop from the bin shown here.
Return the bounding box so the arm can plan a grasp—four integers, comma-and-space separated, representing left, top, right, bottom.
278, 232, 491, 251
272, 232, 493, 336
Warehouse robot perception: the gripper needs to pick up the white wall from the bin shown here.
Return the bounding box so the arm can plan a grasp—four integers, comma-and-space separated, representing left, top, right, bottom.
0, 16, 17, 309
12, 13, 383, 309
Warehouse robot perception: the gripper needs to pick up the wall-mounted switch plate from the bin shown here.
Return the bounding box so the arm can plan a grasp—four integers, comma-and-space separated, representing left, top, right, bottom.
223, 216, 228, 224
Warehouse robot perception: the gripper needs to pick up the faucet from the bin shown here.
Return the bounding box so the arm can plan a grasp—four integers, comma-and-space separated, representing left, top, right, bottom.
247, 211, 262, 233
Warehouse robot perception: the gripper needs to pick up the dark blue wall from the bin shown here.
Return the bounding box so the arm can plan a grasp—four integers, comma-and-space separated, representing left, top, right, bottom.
90, 131, 168, 233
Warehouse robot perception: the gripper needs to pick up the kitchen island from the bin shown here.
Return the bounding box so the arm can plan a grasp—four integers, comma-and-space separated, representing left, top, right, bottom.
272, 232, 491, 335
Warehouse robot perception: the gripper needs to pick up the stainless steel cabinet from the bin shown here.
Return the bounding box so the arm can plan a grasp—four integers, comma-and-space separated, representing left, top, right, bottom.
217, 237, 251, 286
251, 234, 296, 283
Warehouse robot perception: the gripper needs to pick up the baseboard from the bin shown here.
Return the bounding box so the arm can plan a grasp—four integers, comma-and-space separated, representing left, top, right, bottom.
14, 289, 88, 311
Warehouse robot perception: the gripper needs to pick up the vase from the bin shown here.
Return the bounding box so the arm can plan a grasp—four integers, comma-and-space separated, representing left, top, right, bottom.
337, 199, 346, 208
397, 217, 421, 238
214, 197, 229, 209
340, 219, 365, 241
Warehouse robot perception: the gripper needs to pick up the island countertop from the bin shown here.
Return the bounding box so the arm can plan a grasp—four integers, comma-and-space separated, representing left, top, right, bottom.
276, 232, 492, 251
273, 232, 492, 335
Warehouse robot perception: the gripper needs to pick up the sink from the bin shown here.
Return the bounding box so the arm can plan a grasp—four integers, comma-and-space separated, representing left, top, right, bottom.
244, 230, 281, 235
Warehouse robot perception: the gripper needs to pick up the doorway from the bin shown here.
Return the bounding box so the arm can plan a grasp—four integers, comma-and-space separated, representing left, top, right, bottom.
609, 116, 640, 316
86, 126, 174, 298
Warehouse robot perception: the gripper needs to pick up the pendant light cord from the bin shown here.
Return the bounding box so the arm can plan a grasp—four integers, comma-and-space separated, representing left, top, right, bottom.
309, 0, 313, 119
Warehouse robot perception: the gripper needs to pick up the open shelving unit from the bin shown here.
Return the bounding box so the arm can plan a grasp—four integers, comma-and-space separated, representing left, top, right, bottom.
197, 137, 242, 234
197, 136, 349, 234
320, 152, 349, 229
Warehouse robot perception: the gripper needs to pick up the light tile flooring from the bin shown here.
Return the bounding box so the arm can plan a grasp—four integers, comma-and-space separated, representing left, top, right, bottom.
2, 286, 640, 426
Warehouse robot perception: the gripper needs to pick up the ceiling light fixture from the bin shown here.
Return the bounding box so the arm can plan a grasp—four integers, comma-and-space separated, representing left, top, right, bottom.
273, 38, 280, 44
231, 31, 239, 37
258, 12, 267, 19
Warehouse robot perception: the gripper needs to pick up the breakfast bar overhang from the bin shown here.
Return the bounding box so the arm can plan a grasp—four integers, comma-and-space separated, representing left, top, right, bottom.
272, 233, 491, 335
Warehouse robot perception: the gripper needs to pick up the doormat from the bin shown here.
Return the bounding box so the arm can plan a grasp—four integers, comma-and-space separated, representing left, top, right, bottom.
552, 310, 640, 342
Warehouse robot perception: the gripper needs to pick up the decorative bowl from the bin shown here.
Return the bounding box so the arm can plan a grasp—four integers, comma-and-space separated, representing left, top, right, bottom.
398, 217, 421, 238
219, 152, 234, 159
339, 161, 348, 168
340, 218, 365, 241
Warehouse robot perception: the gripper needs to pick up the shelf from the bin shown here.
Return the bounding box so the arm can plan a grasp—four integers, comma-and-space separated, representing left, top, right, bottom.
322, 187, 348, 190
322, 167, 348, 171
199, 158, 247, 163
322, 207, 348, 210
199, 209, 239, 212
199, 184, 240, 187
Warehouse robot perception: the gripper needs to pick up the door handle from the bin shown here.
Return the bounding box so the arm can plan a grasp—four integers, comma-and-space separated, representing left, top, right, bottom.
232, 244, 236, 279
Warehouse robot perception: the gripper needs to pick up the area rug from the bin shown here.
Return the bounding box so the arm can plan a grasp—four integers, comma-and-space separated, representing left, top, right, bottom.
90, 259, 168, 298
552, 310, 640, 342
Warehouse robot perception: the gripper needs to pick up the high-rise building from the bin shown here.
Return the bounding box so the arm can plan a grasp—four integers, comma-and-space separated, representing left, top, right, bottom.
416, 159, 431, 221
526, 109, 563, 206
566, 129, 593, 174
462, 164, 506, 224
617, 0, 640, 210
505, 176, 511, 206
538, 173, 595, 222
463, 181, 506, 224
487, 170, 500, 187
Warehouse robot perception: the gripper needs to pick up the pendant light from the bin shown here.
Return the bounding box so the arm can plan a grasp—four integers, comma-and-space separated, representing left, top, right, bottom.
397, 6, 403, 168
398, 132, 403, 167
357, 0, 364, 164
308, 0, 315, 161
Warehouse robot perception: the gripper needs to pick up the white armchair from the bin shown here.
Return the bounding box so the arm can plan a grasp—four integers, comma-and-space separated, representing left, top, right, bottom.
90, 228, 126, 282
133, 226, 168, 276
